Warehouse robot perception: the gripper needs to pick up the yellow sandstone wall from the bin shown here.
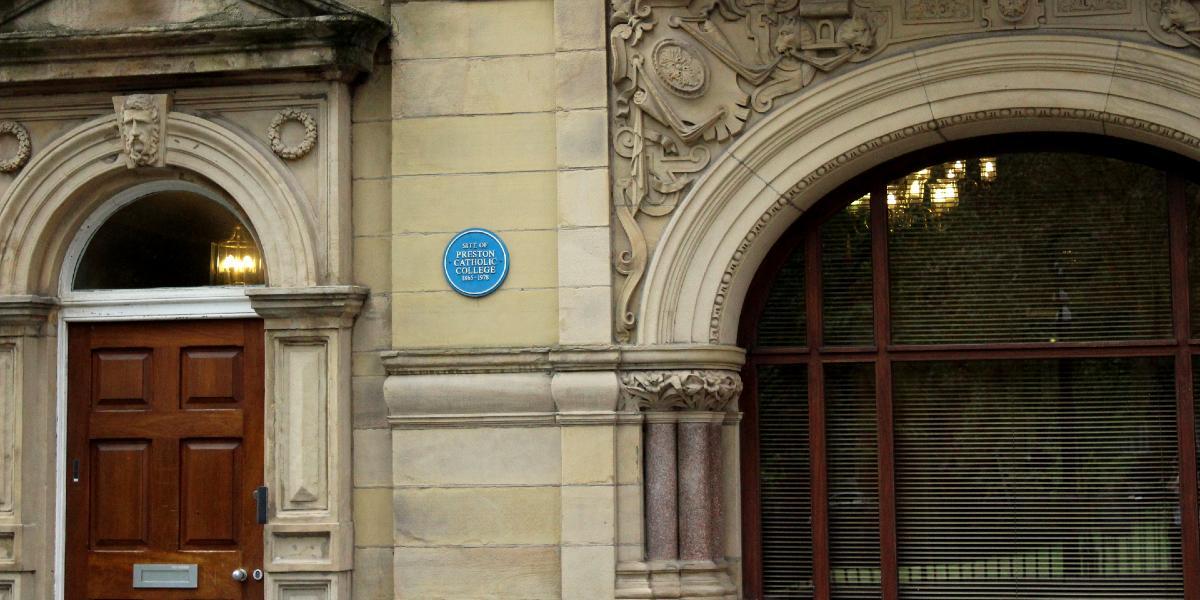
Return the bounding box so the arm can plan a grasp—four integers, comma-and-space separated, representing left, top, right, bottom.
390, 0, 610, 349
345, 2, 397, 599
366, 0, 616, 598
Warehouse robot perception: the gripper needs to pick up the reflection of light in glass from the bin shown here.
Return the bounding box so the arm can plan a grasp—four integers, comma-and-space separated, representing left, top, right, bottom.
847, 193, 870, 214
884, 156, 998, 228
981, 158, 998, 181
210, 225, 263, 285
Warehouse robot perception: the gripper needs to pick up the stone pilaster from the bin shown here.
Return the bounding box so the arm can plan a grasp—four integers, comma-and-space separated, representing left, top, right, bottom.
248, 286, 366, 600
0, 297, 56, 600
618, 365, 742, 600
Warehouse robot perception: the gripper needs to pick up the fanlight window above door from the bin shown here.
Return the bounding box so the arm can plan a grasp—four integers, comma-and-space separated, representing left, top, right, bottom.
73, 188, 265, 290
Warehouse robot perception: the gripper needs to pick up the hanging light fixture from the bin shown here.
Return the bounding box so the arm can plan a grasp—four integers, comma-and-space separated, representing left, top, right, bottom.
210, 225, 262, 285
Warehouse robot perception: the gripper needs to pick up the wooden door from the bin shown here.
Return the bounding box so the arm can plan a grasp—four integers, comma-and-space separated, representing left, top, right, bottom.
66, 320, 265, 599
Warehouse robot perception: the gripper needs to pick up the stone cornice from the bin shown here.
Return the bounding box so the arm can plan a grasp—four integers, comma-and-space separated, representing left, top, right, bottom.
0, 295, 56, 326
381, 343, 745, 376
0, 13, 388, 92
247, 285, 367, 325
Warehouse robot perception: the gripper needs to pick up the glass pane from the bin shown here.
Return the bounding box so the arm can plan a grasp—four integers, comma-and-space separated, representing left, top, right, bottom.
889, 154, 1171, 344
823, 195, 873, 346
826, 363, 880, 599
894, 357, 1182, 599
758, 243, 807, 347
758, 363, 813, 599
75, 190, 265, 289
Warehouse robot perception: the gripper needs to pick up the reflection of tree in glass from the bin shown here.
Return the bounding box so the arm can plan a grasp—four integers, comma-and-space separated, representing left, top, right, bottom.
888, 153, 1170, 344
822, 201, 873, 346
894, 357, 1181, 594
756, 364, 816, 597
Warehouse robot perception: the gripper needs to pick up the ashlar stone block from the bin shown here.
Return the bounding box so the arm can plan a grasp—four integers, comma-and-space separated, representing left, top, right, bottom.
393, 0, 554, 60
392, 113, 556, 176
394, 486, 561, 546
392, 172, 556, 234
393, 547, 561, 599
391, 288, 558, 347
392, 427, 561, 487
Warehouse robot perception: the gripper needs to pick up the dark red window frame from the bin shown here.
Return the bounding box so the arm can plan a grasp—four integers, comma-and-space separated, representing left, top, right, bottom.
738, 134, 1200, 600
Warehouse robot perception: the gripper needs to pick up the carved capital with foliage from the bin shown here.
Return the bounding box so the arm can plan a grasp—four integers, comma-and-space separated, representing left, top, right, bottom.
619, 369, 743, 412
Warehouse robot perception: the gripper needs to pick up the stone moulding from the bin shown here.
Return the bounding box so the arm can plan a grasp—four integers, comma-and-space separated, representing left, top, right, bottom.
381, 344, 745, 377
0, 111, 322, 293
706, 107, 1200, 344
0, 121, 30, 174
247, 285, 367, 324
381, 344, 746, 426
611, 0, 1200, 345
632, 35, 1200, 349
0, 13, 388, 90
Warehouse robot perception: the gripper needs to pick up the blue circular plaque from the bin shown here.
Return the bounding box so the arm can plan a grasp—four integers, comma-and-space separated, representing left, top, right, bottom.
443, 228, 509, 297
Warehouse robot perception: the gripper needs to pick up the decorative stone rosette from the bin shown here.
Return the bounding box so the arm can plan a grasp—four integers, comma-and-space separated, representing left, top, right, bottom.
619, 369, 743, 412
0, 120, 32, 174
268, 108, 318, 160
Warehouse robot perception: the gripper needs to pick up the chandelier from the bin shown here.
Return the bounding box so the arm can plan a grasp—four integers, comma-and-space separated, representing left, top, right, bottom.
210, 225, 263, 285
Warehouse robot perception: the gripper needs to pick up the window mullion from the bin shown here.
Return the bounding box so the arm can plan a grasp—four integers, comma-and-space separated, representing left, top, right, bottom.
1168, 175, 1200, 600
870, 184, 899, 600
806, 222, 831, 600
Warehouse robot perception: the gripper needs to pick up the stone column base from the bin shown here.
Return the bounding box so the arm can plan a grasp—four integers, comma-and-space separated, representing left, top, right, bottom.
616, 560, 736, 599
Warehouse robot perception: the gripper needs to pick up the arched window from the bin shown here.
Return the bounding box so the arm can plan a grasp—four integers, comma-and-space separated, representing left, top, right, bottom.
71, 185, 265, 290
741, 138, 1200, 599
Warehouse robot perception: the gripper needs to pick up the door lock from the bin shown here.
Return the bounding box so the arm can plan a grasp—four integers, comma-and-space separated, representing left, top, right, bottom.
232, 568, 249, 582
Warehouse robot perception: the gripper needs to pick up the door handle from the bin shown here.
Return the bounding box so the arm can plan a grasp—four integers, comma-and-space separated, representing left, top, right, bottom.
232, 568, 248, 582
253, 486, 268, 524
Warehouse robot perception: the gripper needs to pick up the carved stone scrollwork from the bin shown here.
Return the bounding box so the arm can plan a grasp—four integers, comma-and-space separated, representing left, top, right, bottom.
0, 121, 31, 174
998, 0, 1032, 21
610, 0, 885, 343
268, 108, 318, 160
1154, 0, 1200, 47
113, 94, 170, 169
619, 369, 743, 412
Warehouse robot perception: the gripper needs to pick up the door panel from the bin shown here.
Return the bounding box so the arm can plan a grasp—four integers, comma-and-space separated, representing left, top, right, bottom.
90, 441, 151, 548
180, 439, 242, 547
67, 320, 264, 599
181, 348, 242, 407
93, 350, 152, 409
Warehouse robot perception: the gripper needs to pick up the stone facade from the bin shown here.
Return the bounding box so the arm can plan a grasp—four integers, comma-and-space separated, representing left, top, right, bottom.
0, 0, 1198, 599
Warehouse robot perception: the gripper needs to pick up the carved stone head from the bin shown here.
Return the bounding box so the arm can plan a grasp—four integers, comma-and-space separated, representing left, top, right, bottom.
113, 93, 169, 168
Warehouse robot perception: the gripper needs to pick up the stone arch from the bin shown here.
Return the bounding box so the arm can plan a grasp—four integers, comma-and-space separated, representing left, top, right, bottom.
0, 110, 320, 295
637, 34, 1200, 346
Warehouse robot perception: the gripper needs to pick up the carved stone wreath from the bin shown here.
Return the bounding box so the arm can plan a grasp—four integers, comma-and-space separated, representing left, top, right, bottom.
0, 120, 32, 174
268, 108, 318, 160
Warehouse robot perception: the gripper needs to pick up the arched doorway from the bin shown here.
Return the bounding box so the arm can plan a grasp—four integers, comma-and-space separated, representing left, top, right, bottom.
59, 179, 270, 599
0, 106, 363, 599
739, 136, 1200, 598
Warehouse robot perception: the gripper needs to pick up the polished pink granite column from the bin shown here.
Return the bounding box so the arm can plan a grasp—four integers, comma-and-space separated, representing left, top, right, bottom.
677, 415, 724, 561
645, 417, 678, 560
